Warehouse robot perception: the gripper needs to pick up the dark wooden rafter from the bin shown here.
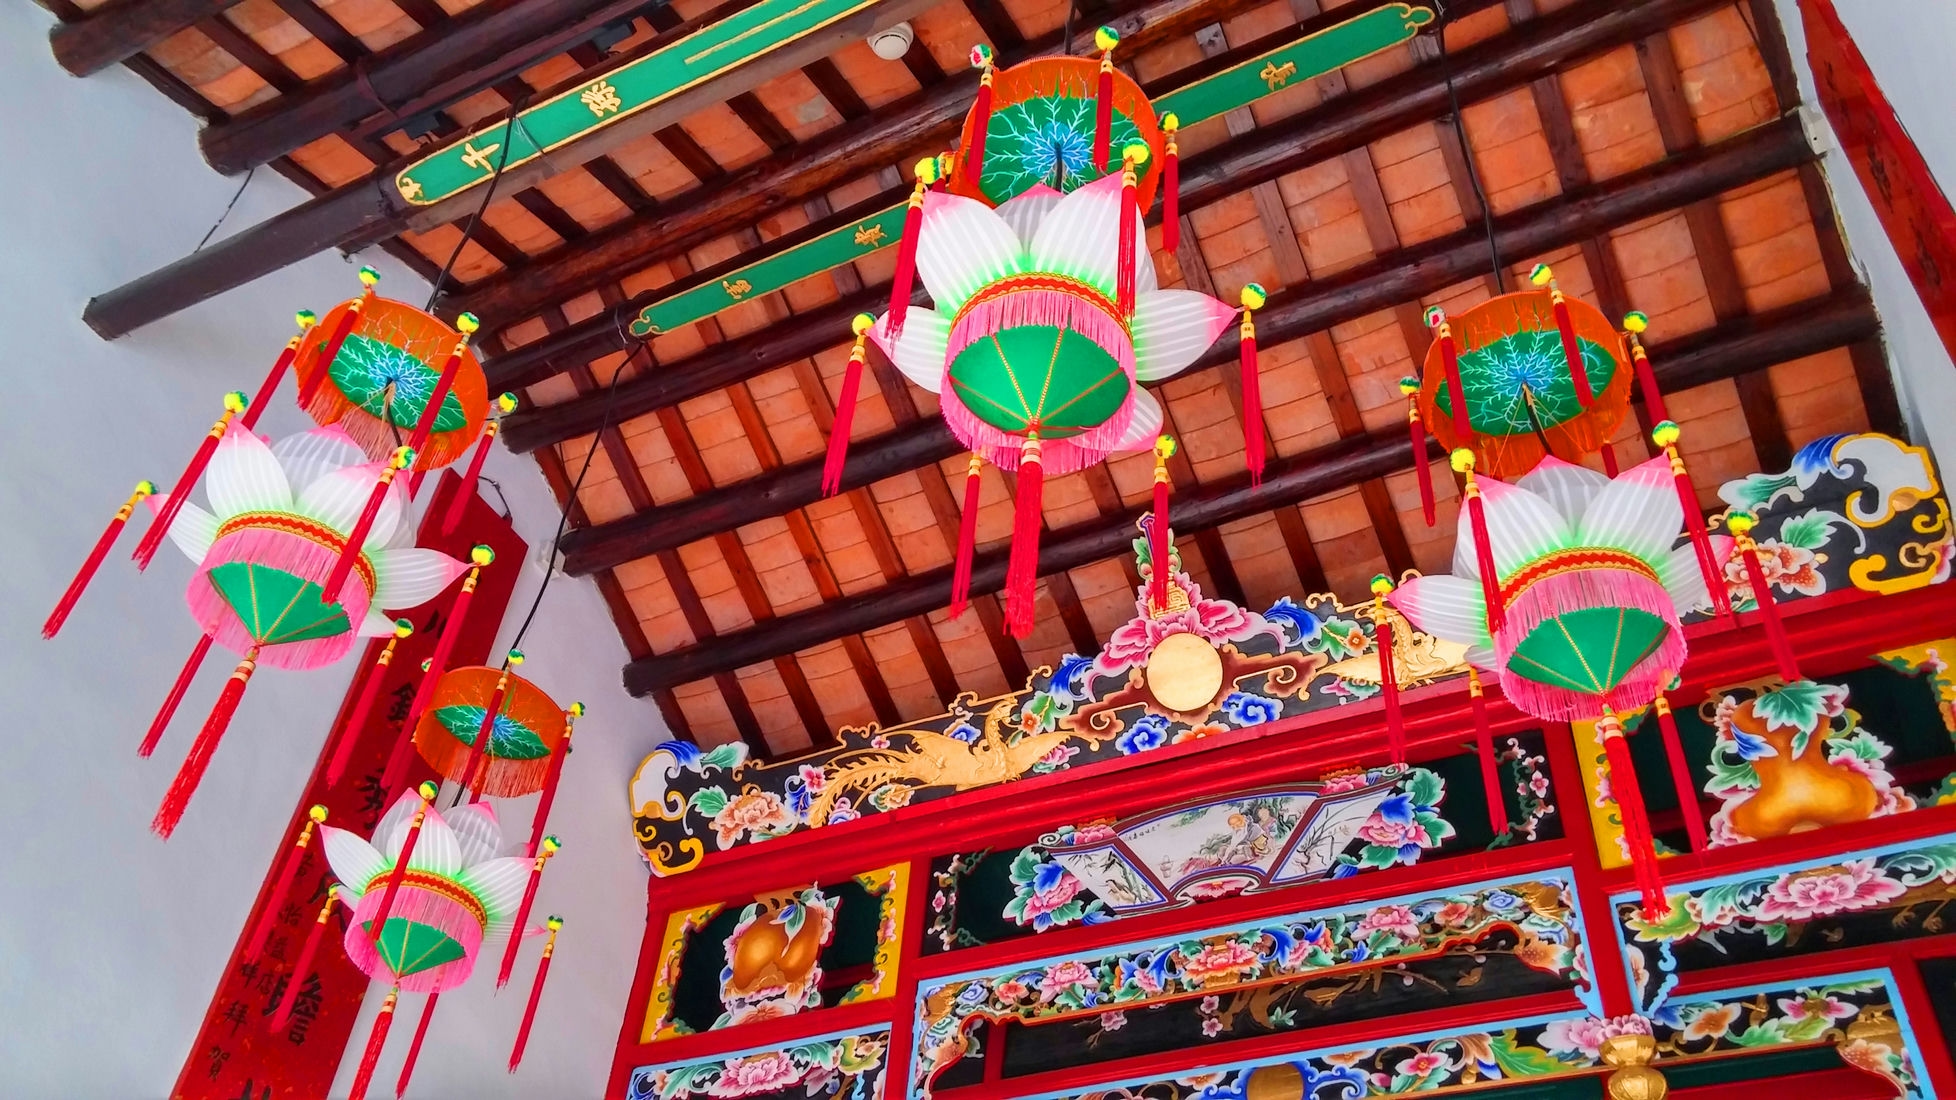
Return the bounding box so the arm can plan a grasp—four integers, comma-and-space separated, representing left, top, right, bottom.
197, 11, 301, 95
618, 289, 1880, 694
555, 114, 1819, 573
49, 0, 240, 77
268, 0, 365, 64
484, 0, 1733, 412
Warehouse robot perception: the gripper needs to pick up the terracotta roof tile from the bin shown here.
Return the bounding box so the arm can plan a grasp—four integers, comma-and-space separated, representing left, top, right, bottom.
673, 683, 739, 748
1770, 348, 1870, 440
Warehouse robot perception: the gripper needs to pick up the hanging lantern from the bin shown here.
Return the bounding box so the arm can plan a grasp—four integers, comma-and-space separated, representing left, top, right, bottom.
1389, 455, 1733, 917
1417, 276, 1633, 480
412, 661, 568, 799
141, 425, 470, 836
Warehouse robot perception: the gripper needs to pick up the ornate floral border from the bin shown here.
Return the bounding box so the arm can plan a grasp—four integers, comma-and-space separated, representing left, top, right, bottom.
627, 1028, 889, 1100
911, 875, 1592, 1091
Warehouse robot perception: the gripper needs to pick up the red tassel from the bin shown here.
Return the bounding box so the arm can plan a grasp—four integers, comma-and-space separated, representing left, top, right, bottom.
1651, 419, 1732, 622
1624, 320, 1669, 422
498, 839, 558, 988
135, 393, 247, 570
440, 407, 506, 537
395, 318, 477, 505
949, 456, 983, 619
1456, 454, 1505, 637
384, 556, 487, 792
1428, 312, 1474, 443
1469, 670, 1510, 836
1400, 379, 1435, 527
396, 992, 439, 1098
1116, 153, 1139, 319
1092, 29, 1117, 172
1240, 285, 1267, 485
1652, 686, 1707, 852
1527, 272, 1616, 474
1599, 709, 1669, 919
329, 623, 412, 789
271, 886, 336, 1030
1370, 579, 1407, 765
153, 646, 258, 839
965, 48, 994, 186
1149, 438, 1173, 611
1003, 434, 1044, 639
323, 447, 410, 605
456, 664, 514, 799
508, 919, 562, 1073
1730, 513, 1802, 682
240, 313, 317, 431
887, 163, 934, 338
298, 287, 369, 407
527, 706, 581, 858
246, 806, 327, 964
141, 634, 214, 757
1162, 115, 1181, 253
823, 319, 874, 497
47, 480, 155, 638
349, 988, 399, 1100
367, 783, 436, 948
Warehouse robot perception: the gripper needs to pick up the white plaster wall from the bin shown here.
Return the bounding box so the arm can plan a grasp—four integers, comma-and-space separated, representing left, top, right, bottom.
0, 5, 662, 1096
1771, 0, 1956, 470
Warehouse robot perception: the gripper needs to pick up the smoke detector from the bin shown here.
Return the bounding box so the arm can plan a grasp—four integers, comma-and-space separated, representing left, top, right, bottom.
868, 21, 914, 60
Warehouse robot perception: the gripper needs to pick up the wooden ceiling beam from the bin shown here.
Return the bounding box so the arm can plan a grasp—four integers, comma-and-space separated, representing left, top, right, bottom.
446, 0, 1256, 332
617, 288, 1879, 694
486, 0, 1727, 411
556, 115, 1817, 575
49, 0, 240, 77
197, 12, 301, 94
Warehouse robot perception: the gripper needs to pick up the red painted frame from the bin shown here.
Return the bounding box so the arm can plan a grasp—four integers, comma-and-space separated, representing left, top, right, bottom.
606, 581, 1956, 1099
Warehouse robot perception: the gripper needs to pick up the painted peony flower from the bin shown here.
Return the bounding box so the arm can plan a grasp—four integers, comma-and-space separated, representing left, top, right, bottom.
707, 1051, 804, 1097
1540, 1014, 1647, 1060
1038, 960, 1098, 1002
1754, 860, 1906, 922
1777, 993, 1857, 1023
1724, 539, 1824, 598
1179, 940, 1260, 986
1354, 905, 1421, 942
1395, 1051, 1454, 1079
712, 790, 796, 847
1680, 1002, 1742, 1043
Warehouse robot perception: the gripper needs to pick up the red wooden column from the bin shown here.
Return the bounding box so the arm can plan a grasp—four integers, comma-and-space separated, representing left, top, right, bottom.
1884, 949, 1956, 1097
880, 855, 935, 1100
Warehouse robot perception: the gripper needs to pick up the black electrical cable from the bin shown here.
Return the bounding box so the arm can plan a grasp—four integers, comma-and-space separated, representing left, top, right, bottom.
1434, 2, 1506, 291
195, 166, 257, 252
424, 103, 524, 311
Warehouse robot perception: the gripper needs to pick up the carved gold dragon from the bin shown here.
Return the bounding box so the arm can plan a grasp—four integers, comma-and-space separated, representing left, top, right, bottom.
806, 696, 1103, 827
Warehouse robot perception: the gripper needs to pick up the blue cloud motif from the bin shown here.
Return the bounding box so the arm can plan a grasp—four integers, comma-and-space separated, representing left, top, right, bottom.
946, 722, 982, 744
1116, 713, 1170, 755
1263, 597, 1322, 646
1221, 691, 1282, 727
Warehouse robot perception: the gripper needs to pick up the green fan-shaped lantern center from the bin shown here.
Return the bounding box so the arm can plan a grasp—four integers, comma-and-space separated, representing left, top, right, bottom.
432, 705, 552, 761
1434, 329, 1617, 436
206, 562, 351, 645
331, 333, 469, 432
949, 326, 1131, 439
1505, 606, 1670, 694
976, 96, 1144, 205
363, 916, 467, 977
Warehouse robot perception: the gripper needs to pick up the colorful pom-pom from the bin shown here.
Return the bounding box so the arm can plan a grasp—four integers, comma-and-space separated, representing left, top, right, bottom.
1095, 25, 1120, 51
1370, 574, 1395, 596
308, 805, 329, 823
851, 312, 876, 336
389, 446, 415, 470
223, 391, 249, 414
1397, 376, 1420, 396
393, 618, 415, 638
1162, 112, 1179, 132
1528, 263, 1554, 287
1424, 305, 1446, 327
416, 780, 439, 801
358, 265, 380, 288
135, 479, 158, 496
455, 312, 480, 334
1650, 420, 1681, 448
1624, 311, 1649, 334
296, 309, 318, 330
568, 702, 587, 717
1726, 511, 1756, 536
914, 157, 939, 184
1122, 142, 1149, 165
546, 915, 564, 931
1240, 283, 1267, 311
969, 43, 993, 68
541, 835, 562, 854
495, 392, 519, 414
1450, 447, 1476, 474
470, 545, 495, 566
507, 649, 525, 666
1154, 435, 1176, 459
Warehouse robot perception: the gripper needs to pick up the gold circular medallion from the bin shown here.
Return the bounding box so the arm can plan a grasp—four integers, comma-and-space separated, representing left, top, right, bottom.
1145, 631, 1224, 713
1243, 1063, 1305, 1100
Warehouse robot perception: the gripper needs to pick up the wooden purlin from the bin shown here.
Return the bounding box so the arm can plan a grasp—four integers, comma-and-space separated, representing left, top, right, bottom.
47, 0, 242, 77
616, 288, 1881, 695
557, 116, 1821, 576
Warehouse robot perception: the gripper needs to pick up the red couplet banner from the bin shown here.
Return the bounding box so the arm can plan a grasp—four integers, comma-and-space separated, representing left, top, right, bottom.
170, 473, 527, 1100
1803, 0, 1956, 365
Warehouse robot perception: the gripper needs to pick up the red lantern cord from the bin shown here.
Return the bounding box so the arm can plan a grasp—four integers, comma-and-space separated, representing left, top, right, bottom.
240, 312, 317, 432
45, 480, 154, 638
298, 282, 371, 407
1532, 266, 1616, 476
1092, 28, 1117, 171
1162, 114, 1181, 252
1623, 313, 1670, 423
822, 316, 876, 497
1370, 577, 1407, 765
328, 622, 412, 789
949, 455, 983, 619
886, 160, 935, 338
1400, 378, 1435, 527
134, 392, 247, 571
384, 551, 490, 792
396, 991, 439, 1099
1652, 686, 1708, 852
1003, 433, 1045, 639
153, 646, 259, 838
1453, 450, 1505, 637
527, 705, 581, 859
965, 47, 994, 185
508, 918, 562, 1073
1149, 437, 1174, 612
246, 806, 326, 964
348, 987, 399, 1100
1729, 512, 1803, 682
1427, 311, 1474, 443
441, 394, 514, 535
140, 633, 213, 757
1240, 285, 1267, 486
456, 661, 516, 802
366, 783, 437, 948
1468, 670, 1510, 836
321, 445, 411, 605
270, 886, 337, 1030
497, 838, 558, 989
1116, 150, 1140, 318
1599, 709, 1669, 920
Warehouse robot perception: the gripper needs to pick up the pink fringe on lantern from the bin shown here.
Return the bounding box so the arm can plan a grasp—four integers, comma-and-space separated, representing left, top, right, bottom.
187, 526, 376, 672
1492, 566, 1686, 723
939, 391, 1135, 477
342, 883, 484, 994
946, 289, 1138, 383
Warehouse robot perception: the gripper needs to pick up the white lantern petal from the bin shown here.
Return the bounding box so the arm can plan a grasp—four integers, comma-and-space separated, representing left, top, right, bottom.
995, 183, 1063, 249
205, 430, 293, 520
271, 425, 366, 496
1388, 575, 1490, 648
1658, 536, 1734, 616
869, 308, 951, 393
1516, 457, 1611, 525
374, 790, 423, 860
320, 826, 388, 895
405, 808, 462, 877
372, 547, 467, 611
916, 192, 1024, 311
357, 609, 396, 637
1028, 172, 1129, 294
446, 803, 506, 867
296, 463, 403, 549
145, 495, 219, 563
460, 856, 535, 925
1476, 476, 1574, 580
1131, 289, 1236, 381
1577, 455, 1681, 565
1111, 388, 1164, 451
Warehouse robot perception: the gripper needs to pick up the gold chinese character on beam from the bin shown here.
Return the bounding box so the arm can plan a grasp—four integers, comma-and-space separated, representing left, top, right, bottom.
581, 80, 623, 118
460, 139, 502, 173
1260, 59, 1298, 90
853, 224, 887, 247
722, 279, 753, 300
397, 176, 424, 201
